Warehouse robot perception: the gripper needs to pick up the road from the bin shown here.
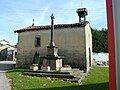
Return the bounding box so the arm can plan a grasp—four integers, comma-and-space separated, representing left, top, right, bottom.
0, 61, 16, 90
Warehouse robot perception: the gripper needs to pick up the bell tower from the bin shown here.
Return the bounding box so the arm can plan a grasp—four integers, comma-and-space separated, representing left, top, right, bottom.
76, 8, 88, 23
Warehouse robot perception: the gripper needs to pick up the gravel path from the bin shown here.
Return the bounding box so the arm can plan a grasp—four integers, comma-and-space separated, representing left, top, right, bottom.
0, 61, 16, 90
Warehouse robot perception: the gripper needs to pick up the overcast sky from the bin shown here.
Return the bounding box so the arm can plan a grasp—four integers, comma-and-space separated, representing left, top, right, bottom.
0, 0, 107, 45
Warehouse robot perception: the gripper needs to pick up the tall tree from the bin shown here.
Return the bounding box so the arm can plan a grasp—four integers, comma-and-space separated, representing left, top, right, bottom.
91, 28, 108, 53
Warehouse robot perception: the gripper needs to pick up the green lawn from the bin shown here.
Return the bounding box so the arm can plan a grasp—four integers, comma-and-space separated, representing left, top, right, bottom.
6, 66, 109, 90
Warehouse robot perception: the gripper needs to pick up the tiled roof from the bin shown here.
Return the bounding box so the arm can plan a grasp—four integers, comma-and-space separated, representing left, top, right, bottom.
14, 21, 89, 33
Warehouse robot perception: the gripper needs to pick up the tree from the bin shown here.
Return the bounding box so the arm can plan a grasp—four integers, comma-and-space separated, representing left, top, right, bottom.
91, 28, 108, 53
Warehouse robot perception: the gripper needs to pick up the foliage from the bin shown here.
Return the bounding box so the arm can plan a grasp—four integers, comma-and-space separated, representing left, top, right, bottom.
91, 28, 108, 53
0, 53, 4, 61
6, 67, 109, 90
33, 52, 40, 64
33, 51, 43, 69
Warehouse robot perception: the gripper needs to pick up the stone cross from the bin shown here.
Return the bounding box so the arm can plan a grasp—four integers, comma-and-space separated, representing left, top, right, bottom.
50, 14, 55, 47
32, 19, 34, 26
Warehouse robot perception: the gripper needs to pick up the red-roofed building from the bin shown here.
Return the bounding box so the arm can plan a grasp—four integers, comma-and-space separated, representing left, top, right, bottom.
14, 8, 92, 72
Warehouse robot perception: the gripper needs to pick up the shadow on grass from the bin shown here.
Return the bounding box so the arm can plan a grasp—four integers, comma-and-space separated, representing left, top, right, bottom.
23, 82, 109, 90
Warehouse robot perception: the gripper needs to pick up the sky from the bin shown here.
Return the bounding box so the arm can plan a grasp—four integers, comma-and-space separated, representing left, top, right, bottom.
0, 0, 107, 45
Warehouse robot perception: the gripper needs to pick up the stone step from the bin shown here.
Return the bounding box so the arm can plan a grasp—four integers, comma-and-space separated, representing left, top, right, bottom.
26, 70, 70, 74
23, 68, 88, 84
24, 72, 74, 79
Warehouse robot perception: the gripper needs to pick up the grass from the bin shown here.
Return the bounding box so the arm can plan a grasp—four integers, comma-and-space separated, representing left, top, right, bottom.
83, 66, 109, 84
6, 66, 109, 90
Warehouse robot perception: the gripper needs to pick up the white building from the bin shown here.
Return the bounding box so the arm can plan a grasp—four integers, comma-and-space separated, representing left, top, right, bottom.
0, 40, 16, 61
14, 8, 93, 72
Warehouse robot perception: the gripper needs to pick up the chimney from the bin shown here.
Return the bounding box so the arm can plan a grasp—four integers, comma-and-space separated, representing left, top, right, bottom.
76, 8, 88, 23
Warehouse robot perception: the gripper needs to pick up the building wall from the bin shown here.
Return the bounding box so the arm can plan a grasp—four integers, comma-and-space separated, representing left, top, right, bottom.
85, 24, 93, 72
17, 25, 92, 71
93, 53, 109, 61
54, 27, 86, 69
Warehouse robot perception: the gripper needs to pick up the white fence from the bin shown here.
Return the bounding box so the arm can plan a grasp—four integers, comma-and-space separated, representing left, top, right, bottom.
93, 53, 109, 61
